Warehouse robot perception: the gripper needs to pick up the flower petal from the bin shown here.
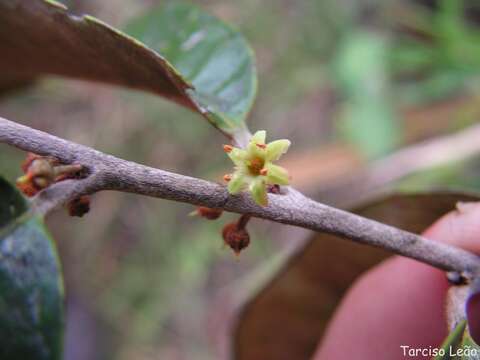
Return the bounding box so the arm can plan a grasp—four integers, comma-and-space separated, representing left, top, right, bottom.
250, 178, 268, 206
251, 130, 266, 144
227, 173, 246, 194
227, 147, 247, 167
247, 130, 267, 158
265, 163, 289, 185
265, 139, 291, 161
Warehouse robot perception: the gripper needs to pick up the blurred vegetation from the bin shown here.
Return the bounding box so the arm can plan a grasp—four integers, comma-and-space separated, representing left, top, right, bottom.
2, 0, 480, 359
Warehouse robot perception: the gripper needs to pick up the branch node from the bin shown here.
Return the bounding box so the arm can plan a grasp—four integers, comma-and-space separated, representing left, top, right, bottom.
447, 271, 470, 285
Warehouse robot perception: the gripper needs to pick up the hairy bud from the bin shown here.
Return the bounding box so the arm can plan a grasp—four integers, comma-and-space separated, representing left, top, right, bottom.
222, 214, 251, 255
223, 144, 233, 153
16, 175, 39, 197
267, 184, 281, 194
191, 206, 223, 220
16, 152, 84, 197
29, 159, 56, 188
21, 152, 42, 173
16, 158, 56, 197
67, 196, 91, 217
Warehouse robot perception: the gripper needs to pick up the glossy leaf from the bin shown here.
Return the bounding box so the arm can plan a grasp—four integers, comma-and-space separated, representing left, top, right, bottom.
0, 0, 256, 137
124, 2, 257, 136
0, 177, 64, 360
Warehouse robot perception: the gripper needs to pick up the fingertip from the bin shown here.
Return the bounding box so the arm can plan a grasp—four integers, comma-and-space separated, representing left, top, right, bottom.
424, 202, 480, 252
314, 257, 447, 359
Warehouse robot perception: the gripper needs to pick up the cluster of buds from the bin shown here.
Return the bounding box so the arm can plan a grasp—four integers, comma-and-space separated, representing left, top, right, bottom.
16, 153, 59, 196
16, 152, 90, 217
190, 206, 250, 255
223, 130, 290, 206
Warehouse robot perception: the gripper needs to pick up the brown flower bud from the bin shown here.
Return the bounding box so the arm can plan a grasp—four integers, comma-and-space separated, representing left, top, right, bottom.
53, 164, 84, 181
16, 157, 56, 197
267, 184, 281, 194
17, 152, 85, 197
29, 158, 55, 189
222, 222, 250, 255
192, 206, 223, 220
16, 175, 39, 197
67, 196, 91, 217
21, 153, 42, 173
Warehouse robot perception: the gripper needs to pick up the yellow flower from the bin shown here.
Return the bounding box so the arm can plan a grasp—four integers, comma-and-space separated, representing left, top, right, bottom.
224, 130, 290, 206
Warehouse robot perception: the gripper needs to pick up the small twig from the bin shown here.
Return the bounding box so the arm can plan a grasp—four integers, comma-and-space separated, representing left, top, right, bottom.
446, 285, 469, 331
237, 214, 252, 229
1, 116, 480, 277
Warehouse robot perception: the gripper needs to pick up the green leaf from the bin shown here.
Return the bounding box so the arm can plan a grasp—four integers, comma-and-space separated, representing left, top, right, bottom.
0, 176, 64, 360
434, 320, 466, 360
435, 320, 480, 359
0, 0, 256, 137
391, 1, 480, 106
460, 329, 480, 359
0, 179, 28, 229
124, 2, 257, 136
333, 32, 401, 158
338, 100, 399, 159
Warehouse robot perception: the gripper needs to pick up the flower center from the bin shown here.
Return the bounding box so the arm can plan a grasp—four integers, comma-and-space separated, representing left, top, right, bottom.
247, 157, 264, 175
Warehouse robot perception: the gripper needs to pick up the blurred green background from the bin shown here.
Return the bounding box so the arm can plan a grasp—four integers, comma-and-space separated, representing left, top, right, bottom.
2, 0, 480, 359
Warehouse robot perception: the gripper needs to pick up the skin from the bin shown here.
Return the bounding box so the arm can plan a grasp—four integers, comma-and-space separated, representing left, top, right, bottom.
314, 202, 480, 360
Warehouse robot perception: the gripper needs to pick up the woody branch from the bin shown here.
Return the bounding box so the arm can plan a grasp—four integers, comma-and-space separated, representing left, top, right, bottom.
1, 116, 480, 278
